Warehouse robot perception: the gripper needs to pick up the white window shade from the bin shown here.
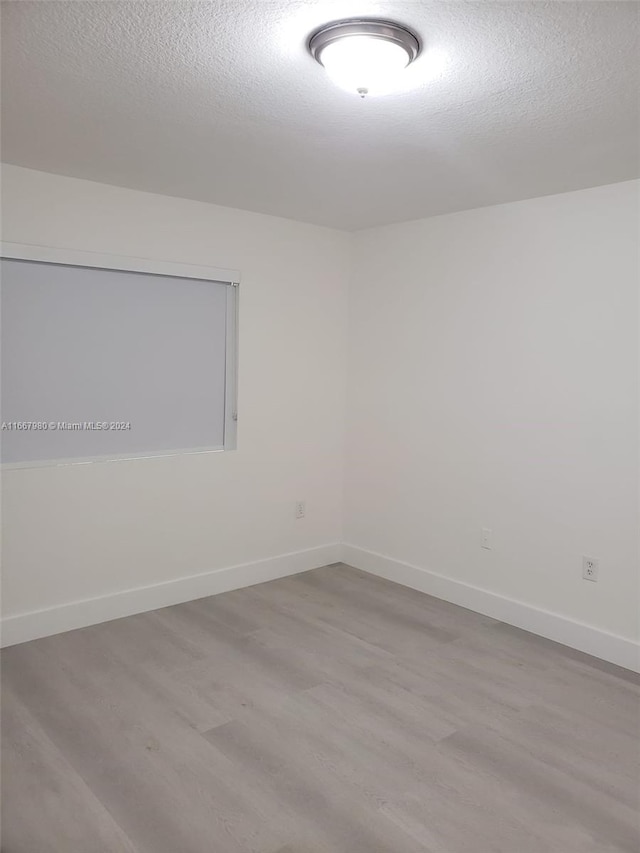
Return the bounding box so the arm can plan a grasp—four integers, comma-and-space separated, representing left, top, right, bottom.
1, 249, 238, 467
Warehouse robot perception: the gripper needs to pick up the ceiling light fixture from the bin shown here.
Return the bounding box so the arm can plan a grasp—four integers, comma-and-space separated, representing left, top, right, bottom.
309, 18, 421, 98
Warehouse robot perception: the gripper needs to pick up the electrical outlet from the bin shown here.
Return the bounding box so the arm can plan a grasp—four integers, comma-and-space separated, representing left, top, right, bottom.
481, 527, 492, 550
582, 556, 599, 582
295, 501, 306, 519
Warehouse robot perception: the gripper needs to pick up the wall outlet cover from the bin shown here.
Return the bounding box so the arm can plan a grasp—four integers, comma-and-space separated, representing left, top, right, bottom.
582, 556, 599, 582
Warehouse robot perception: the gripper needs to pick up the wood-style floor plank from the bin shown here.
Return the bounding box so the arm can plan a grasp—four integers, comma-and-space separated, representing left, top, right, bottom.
1, 688, 138, 853
2, 563, 639, 852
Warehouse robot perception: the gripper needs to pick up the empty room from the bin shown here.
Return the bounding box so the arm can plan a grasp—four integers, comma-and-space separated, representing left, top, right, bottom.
1, 1, 639, 851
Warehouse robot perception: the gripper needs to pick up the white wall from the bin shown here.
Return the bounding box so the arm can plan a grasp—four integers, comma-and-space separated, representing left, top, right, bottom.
345, 181, 639, 652
1, 165, 349, 639
2, 166, 638, 668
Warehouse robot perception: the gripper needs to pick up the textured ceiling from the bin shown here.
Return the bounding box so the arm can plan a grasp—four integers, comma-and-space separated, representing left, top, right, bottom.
2, 1, 639, 230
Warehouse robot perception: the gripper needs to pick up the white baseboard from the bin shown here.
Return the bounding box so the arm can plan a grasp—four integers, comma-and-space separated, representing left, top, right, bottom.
342, 544, 640, 674
0, 543, 342, 648
4, 542, 638, 674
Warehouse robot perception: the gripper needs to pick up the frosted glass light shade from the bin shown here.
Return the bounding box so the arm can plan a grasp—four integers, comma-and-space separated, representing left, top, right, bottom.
320, 36, 411, 97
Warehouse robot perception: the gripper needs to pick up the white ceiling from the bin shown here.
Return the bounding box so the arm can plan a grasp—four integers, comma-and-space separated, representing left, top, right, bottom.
2, 1, 638, 230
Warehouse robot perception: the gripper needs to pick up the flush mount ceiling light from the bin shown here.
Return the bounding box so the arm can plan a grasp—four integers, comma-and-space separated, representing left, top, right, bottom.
309, 18, 421, 98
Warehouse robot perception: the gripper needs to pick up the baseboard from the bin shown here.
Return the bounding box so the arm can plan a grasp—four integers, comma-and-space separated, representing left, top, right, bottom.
0, 543, 342, 648
4, 542, 637, 673
342, 544, 640, 674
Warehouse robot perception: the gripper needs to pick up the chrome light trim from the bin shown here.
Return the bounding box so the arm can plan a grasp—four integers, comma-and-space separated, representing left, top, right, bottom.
309, 19, 421, 67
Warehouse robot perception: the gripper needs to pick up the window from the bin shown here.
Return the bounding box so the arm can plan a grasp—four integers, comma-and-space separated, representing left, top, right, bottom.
1, 244, 239, 467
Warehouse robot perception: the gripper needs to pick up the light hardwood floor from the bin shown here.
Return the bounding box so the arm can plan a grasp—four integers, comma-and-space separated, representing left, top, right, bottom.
2, 563, 639, 853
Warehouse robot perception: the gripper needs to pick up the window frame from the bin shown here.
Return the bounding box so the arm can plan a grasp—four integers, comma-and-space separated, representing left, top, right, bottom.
0, 241, 240, 468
